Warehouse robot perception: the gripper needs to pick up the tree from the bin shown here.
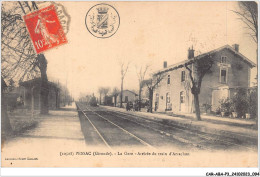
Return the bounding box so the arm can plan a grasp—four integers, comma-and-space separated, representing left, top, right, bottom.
232, 1, 258, 43
8, 78, 15, 92
1, 2, 50, 114
119, 61, 130, 108
98, 87, 104, 105
112, 87, 119, 107
37, 54, 49, 114
136, 64, 150, 111
97, 87, 110, 105
1, 77, 13, 135
103, 87, 110, 97
184, 54, 214, 121
1, 3, 39, 81
59, 83, 72, 106
144, 74, 165, 113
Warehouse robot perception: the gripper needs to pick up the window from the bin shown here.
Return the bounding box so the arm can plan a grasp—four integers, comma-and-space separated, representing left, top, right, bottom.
155, 93, 159, 111
166, 93, 170, 103
156, 93, 159, 102
180, 91, 185, 103
181, 71, 185, 82
167, 75, 170, 84
221, 56, 227, 63
166, 93, 172, 110
125, 96, 128, 102
220, 69, 227, 83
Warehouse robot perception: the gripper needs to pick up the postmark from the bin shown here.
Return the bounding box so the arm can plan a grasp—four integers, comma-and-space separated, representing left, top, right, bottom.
23, 5, 67, 54
36, 1, 71, 34
52, 2, 71, 34
85, 3, 120, 38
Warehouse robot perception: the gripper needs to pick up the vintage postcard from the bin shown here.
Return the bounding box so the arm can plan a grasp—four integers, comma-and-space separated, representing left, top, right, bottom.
1, 1, 258, 170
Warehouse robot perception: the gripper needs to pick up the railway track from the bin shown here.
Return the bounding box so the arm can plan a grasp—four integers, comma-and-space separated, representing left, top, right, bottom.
80, 109, 111, 148
76, 103, 156, 149
103, 110, 207, 150
76, 103, 256, 151
77, 103, 208, 150
104, 108, 257, 151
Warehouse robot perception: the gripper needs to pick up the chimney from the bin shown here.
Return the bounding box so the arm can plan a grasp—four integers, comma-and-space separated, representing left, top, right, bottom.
188, 46, 195, 59
163, 61, 167, 68
232, 44, 239, 52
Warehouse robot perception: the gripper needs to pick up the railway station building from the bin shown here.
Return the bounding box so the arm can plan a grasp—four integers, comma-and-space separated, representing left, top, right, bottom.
152, 44, 256, 113
19, 78, 60, 110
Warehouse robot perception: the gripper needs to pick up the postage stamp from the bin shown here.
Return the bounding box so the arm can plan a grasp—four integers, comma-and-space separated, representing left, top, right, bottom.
23, 5, 67, 54
85, 3, 120, 38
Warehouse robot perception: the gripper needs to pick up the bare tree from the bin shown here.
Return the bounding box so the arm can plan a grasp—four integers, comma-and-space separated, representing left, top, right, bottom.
143, 73, 165, 113
184, 54, 214, 121
1, 2, 50, 114
97, 87, 110, 105
8, 79, 15, 92
103, 87, 110, 96
119, 61, 130, 108
112, 87, 119, 107
1, 3, 39, 81
232, 1, 258, 43
98, 87, 104, 105
136, 64, 150, 111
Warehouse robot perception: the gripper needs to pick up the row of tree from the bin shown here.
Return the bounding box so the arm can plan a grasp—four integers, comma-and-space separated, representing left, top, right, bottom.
95, 62, 166, 113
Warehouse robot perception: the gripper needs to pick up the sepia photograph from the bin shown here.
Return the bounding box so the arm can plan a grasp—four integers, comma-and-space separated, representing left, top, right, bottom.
1, 0, 258, 170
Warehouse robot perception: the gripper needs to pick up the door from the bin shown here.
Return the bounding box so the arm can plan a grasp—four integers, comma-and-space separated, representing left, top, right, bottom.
125, 96, 128, 102
180, 91, 186, 112
212, 90, 220, 111
155, 93, 159, 111
166, 92, 171, 111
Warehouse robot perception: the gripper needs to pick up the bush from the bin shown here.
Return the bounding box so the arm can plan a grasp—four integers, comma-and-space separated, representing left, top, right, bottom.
203, 103, 211, 113
248, 87, 257, 118
215, 107, 221, 115
231, 88, 248, 118
217, 88, 257, 119
218, 98, 232, 116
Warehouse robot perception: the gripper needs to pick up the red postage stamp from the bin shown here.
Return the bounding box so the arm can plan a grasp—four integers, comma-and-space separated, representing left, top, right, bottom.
23, 5, 67, 54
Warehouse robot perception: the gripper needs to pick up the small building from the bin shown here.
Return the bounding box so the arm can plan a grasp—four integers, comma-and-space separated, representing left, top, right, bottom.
115, 90, 138, 106
153, 44, 256, 113
103, 95, 113, 106
19, 78, 60, 110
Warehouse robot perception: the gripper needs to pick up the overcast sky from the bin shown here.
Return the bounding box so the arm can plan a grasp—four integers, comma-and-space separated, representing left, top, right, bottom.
42, 1, 257, 99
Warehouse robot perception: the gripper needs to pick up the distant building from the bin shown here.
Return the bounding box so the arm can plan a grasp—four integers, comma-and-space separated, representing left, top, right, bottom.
153, 44, 256, 113
103, 95, 113, 105
114, 90, 138, 106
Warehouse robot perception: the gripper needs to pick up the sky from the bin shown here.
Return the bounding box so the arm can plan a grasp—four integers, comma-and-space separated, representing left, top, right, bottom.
40, 1, 257, 99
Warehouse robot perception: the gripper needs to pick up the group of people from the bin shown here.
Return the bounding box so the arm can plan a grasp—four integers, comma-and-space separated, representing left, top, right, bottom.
126, 101, 139, 111
126, 100, 154, 112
